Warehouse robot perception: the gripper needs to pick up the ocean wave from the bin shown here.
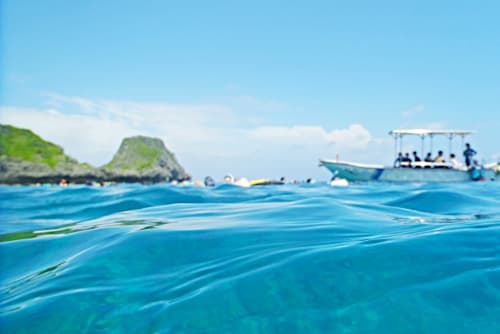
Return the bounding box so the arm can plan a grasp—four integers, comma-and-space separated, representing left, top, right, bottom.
1, 183, 499, 333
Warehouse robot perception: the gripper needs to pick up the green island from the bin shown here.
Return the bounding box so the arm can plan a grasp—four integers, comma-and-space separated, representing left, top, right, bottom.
0, 124, 77, 168
0, 124, 188, 184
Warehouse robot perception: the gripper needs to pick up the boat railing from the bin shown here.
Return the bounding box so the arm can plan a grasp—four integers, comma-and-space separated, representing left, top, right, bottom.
399, 161, 464, 169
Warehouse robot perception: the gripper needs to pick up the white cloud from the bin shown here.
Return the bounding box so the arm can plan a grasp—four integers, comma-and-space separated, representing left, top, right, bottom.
248, 124, 372, 150
0, 95, 392, 180
327, 124, 372, 149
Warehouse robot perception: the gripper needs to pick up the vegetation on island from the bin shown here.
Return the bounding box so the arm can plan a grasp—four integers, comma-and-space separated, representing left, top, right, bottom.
0, 124, 188, 184
104, 137, 163, 171
102, 136, 183, 175
0, 124, 74, 168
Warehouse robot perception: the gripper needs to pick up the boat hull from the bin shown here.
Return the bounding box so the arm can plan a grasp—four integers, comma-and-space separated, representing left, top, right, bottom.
320, 160, 497, 183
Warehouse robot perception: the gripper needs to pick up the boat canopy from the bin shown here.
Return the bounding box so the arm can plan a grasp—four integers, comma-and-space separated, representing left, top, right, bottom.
389, 129, 473, 137
388, 129, 474, 160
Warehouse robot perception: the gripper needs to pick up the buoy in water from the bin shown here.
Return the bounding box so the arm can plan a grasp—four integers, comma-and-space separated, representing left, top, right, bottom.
330, 178, 349, 187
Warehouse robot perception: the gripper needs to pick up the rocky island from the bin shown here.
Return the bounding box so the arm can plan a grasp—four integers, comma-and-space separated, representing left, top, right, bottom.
102, 136, 187, 183
0, 124, 188, 184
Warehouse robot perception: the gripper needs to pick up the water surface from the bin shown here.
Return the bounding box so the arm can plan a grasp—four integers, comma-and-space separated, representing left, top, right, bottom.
1, 183, 499, 333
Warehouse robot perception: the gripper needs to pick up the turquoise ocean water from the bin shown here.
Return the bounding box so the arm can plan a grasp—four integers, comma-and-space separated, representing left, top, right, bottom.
1, 183, 499, 333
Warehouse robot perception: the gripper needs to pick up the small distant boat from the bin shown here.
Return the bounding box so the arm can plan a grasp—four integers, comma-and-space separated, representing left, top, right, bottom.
320, 129, 498, 183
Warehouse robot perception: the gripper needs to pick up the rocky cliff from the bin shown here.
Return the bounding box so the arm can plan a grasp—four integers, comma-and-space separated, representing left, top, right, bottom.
0, 124, 188, 184
102, 136, 187, 183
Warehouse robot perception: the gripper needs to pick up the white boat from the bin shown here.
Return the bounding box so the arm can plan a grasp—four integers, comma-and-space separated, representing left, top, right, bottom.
320, 129, 498, 183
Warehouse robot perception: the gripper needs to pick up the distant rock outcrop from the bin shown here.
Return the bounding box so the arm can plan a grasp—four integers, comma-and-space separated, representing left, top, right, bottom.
102, 136, 187, 183
0, 124, 99, 184
0, 124, 188, 184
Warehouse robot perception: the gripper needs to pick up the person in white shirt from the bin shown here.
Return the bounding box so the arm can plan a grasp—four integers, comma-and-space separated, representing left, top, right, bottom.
449, 153, 462, 169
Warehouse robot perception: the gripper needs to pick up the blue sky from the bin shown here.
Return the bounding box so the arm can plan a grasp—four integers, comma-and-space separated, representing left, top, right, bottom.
1, 0, 499, 180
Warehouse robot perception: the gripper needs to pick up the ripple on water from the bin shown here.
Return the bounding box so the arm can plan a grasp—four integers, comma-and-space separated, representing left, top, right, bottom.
0, 183, 499, 333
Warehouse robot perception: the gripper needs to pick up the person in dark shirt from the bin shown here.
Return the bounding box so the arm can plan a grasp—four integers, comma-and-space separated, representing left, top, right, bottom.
463, 143, 477, 167
412, 151, 422, 168
394, 152, 403, 167
412, 151, 421, 162
423, 152, 433, 168
402, 153, 412, 168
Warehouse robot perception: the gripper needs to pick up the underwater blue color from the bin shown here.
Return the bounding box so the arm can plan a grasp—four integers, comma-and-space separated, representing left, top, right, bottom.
1, 183, 499, 333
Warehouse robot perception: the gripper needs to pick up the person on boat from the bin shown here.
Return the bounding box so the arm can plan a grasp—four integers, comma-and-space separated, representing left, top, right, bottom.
434, 150, 445, 163
434, 150, 446, 168
423, 152, 433, 168
401, 153, 412, 168
412, 151, 421, 168
393, 152, 403, 168
449, 154, 462, 169
412, 151, 421, 162
463, 143, 477, 167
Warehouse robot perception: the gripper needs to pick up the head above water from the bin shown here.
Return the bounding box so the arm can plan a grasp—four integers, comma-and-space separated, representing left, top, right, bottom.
223, 174, 234, 183
450, 153, 456, 158
438, 150, 443, 156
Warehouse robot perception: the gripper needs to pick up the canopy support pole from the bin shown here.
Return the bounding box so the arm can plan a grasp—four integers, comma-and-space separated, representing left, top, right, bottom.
448, 134, 454, 156
430, 134, 433, 155
393, 134, 398, 160
420, 135, 424, 158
